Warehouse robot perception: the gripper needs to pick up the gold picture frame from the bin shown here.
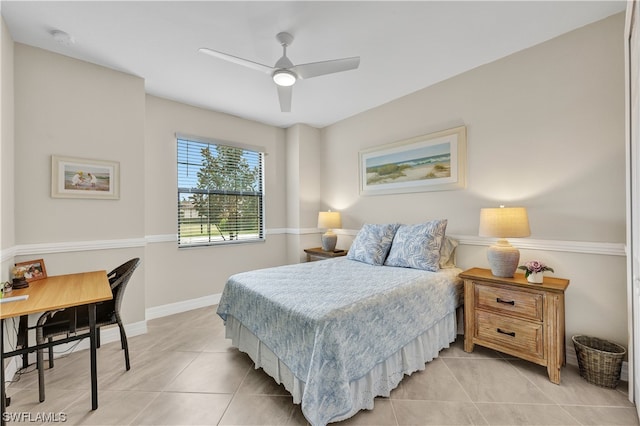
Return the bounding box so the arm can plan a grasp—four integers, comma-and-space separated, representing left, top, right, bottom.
15, 259, 47, 282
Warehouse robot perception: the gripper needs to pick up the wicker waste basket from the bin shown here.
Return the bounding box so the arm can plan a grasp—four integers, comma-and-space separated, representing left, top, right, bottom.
572, 335, 626, 388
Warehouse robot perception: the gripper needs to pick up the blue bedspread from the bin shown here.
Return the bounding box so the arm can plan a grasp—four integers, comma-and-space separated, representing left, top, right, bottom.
217, 258, 462, 425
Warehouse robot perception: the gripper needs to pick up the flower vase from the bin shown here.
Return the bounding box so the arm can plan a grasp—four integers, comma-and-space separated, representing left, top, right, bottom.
527, 272, 543, 284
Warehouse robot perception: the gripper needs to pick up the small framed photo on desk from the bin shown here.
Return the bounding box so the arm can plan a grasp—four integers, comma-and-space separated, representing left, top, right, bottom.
15, 259, 47, 282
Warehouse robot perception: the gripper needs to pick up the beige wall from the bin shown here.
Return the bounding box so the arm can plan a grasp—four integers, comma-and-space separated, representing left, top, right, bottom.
320, 14, 628, 346
5, 42, 291, 323
285, 124, 322, 263
144, 95, 288, 308
12, 43, 147, 323
1, 14, 16, 361
14, 45, 146, 244
321, 14, 625, 241
1, 15, 14, 257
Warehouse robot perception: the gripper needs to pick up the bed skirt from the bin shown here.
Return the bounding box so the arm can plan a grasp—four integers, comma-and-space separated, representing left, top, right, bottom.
224, 311, 458, 425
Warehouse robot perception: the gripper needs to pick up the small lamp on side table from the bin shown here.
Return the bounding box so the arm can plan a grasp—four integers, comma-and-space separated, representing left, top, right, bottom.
317, 210, 342, 252
479, 206, 530, 278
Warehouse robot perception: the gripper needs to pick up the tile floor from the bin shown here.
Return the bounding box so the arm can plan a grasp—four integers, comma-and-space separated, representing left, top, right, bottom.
4, 306, 640, 425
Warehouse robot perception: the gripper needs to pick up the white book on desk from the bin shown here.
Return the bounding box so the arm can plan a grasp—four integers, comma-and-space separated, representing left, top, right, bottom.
0, 294, 28, 304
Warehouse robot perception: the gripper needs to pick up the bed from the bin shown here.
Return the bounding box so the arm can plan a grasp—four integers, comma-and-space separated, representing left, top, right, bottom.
216, 220, 463, 425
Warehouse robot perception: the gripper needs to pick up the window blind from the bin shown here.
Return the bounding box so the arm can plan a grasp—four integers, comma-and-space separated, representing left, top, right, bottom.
177, 137, 264, 247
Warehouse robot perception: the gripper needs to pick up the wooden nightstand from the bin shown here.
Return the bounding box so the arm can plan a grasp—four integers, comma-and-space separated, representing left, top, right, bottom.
460, 267, 570, 384
304, 247, 348, 262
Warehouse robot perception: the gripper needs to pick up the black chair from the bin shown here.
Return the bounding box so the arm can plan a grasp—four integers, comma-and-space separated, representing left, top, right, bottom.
35, 258, 140, 402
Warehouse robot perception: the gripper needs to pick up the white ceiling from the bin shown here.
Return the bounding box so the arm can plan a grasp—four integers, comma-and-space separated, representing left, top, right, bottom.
1, 1, 627, 129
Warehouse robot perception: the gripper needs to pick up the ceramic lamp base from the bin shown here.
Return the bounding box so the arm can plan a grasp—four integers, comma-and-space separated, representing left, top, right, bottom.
321, 230, 337, 252
487, 240, 520, 278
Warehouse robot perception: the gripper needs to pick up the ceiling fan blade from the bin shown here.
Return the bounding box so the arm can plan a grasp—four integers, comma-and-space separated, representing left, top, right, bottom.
292, 56, 360, 80
277, 85, 292, 112
198, 48, 274, 74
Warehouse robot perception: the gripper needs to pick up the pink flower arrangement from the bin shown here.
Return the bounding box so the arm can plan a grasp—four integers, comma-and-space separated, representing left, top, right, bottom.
518, 260, 554, 278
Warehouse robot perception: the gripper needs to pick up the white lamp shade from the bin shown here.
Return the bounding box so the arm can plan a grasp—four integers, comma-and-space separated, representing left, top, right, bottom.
479, 206, 530, 277
317, 211, 342, 229
479, 207, 530, 238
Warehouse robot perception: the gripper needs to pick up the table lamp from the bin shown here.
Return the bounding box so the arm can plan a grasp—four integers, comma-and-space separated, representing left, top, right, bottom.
317, 211, 342, 252
479, 206, 530, 277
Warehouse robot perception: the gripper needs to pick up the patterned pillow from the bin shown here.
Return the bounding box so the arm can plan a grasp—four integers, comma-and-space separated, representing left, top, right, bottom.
384, 219, 448, 271
347, 223, 400, 266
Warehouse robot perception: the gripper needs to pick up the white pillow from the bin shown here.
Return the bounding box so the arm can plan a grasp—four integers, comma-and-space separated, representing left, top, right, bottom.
439, 236, 458, 268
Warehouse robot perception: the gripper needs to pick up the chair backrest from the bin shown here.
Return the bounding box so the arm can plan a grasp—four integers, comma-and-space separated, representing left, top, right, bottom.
108, 258, 141, 315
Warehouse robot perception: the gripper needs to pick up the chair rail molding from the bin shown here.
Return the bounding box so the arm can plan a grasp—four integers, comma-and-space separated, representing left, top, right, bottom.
451, 234, 626, 257
335, 230, 625, 257
1, 231, 625, 259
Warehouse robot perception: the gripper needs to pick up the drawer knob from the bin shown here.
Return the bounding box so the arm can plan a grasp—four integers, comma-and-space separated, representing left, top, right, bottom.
496, 298, 515, 306
497, 328, 516, 337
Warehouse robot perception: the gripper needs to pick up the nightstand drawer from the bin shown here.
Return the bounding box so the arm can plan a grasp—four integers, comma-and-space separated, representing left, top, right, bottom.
475, 283, 543, 321
475, 311, 544, 358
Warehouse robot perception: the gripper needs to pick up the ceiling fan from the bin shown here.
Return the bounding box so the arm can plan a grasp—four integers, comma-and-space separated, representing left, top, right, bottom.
199, 32, 360, 112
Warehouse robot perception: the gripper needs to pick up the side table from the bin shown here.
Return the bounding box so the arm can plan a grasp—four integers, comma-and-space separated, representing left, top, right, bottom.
460, 267, 570, 384
304, 247, 348, 262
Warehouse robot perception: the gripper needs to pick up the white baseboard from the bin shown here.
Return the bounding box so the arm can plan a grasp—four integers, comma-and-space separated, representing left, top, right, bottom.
145, 293, 221, 320
49, 320, 148, 356
40, 294, 222, 361
4, 320, 147, 382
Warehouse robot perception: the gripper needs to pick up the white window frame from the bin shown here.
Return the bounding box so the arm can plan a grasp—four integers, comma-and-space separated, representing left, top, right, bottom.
177, 134, 265, 248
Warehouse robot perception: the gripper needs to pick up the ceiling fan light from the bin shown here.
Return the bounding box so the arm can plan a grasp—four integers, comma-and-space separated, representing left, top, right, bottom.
273, 70, 296, 87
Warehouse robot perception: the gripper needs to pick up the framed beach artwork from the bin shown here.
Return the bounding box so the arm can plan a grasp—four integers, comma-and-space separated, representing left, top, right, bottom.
359, 126, 467, 196
51, 155, 120, 199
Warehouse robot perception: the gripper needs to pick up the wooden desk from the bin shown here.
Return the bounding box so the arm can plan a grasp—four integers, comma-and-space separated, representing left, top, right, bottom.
1, 271, 112, 425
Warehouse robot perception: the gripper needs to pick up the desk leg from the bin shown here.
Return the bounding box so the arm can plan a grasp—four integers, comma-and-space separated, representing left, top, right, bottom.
18, 316, 28, 369
89, 304, 98, 411
2, 318, 6, 426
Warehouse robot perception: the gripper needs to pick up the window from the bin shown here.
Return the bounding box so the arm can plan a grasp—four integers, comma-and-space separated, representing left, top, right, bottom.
177, 136, 264, 247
